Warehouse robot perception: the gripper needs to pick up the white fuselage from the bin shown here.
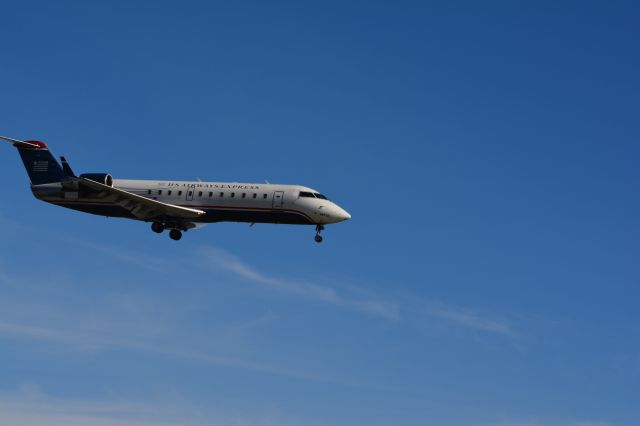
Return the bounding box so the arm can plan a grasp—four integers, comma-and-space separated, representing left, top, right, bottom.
37, 179, 351, 226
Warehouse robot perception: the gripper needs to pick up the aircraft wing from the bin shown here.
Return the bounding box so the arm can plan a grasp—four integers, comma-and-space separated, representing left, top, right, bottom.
78, 177, 206, 221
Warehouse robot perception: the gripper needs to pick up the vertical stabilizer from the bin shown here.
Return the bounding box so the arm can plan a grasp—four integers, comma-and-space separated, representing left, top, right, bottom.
14, 141, 65, 185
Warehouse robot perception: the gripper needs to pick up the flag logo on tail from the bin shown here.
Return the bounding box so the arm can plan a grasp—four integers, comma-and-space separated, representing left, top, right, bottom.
32, 161, 49, 172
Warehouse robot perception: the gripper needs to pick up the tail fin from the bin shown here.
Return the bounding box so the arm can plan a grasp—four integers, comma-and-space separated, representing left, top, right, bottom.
13, 140, 65, 185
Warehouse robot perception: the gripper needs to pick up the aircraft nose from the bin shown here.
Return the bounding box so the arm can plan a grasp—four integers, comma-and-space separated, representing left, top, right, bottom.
336, 206, 351, 222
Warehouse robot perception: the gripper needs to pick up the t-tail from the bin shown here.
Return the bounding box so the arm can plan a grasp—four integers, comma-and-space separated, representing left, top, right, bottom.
1, 136, 66, 185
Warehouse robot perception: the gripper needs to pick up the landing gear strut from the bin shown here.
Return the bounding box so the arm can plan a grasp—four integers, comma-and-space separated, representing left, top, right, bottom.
151, 222, 165, 233
314, 225, 324, 243
169, 229, 182, 241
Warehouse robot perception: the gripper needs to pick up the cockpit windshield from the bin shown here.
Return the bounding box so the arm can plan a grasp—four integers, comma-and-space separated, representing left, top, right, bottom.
299, 191, 330, 200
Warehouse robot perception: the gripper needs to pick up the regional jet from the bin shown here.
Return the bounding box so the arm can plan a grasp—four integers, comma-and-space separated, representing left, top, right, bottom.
1, 136, 350, 242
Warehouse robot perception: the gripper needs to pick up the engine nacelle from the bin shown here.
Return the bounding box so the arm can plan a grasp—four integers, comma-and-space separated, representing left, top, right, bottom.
79, 173, 113, 187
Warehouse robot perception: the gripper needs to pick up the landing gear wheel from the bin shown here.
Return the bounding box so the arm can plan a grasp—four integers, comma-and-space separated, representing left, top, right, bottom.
314, 224, 325, 243
169, 229, 182, 241
151, 222, 165, 233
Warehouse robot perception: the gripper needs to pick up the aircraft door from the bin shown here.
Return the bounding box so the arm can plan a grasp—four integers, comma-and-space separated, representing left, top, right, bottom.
186, 185, 194, 201
272, 191, 284, 208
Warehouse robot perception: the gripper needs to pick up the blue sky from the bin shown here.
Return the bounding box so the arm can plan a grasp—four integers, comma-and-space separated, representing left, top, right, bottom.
1, 1, 639, 425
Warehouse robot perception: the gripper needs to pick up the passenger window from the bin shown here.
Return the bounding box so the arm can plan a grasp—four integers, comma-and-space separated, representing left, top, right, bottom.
178, 191, 182, 196
168, 190, 172, 195
209, 192, 213, 197
263, 194, 267, 199
253, 193, 257, 198
147, 190, 151, 195
242, 193, 246, 198
231, 192, 235, 198
158, 190, 162, 195
220, 192, 224, 197
188, 191, 193, 196
198, 191, 202, 197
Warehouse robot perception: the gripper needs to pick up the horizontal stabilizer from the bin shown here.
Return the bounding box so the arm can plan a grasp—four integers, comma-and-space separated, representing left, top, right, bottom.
0, 135, 43, 149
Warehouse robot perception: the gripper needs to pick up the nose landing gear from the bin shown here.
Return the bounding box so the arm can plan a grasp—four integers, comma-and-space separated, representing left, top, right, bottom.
314, 225, 324, 243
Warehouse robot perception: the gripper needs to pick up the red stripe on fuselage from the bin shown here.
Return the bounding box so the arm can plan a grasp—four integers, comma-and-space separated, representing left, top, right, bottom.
53, 199, 316, 223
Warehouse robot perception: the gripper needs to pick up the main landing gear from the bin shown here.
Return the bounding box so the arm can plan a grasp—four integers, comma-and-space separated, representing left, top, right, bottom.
151, 221, 183, 241
314, 225, 324, 243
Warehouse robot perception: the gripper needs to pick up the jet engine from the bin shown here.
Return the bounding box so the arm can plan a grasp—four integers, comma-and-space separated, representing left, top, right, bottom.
79, 173, 113, 187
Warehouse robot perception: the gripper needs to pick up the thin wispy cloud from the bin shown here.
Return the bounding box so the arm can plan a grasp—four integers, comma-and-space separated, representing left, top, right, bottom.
0, 407, 184, 426
202, 246, 341, 303
199, 246, 520, 336
0, 315, 384, 389
62, 237, 170, 273
0, 239, 389, 389
0, 321, 79, 343
489, 420, 613, 426
422, 302, 517, 337
0, 385, 318, 426
573, 422, 612, 426
60, 239, 517, 336
199, 246, 401, 320
3, 212, 519, 336
490, 422, 540, 426
0, 388, 205, 426
2, 217, 522, 357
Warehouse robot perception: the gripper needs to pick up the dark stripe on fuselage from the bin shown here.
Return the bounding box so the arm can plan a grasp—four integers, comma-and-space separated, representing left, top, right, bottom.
52, 201, 315, 225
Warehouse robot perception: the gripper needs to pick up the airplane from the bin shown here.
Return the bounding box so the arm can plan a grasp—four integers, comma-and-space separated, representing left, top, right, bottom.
1, 136, 351, 242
